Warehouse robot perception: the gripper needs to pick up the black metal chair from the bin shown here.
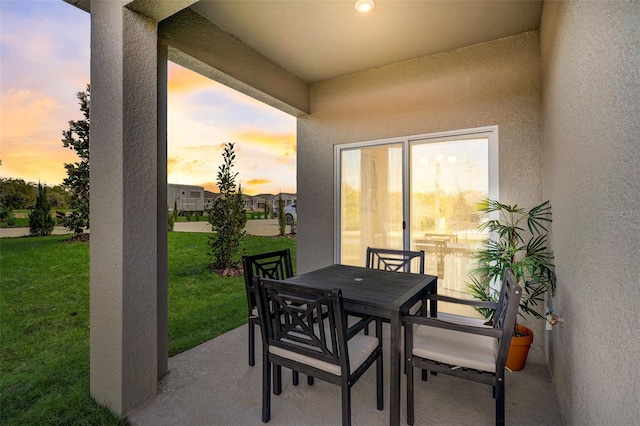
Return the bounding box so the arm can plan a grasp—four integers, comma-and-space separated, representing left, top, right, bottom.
256, 278, 383, 426
366, 247, 425, 274
364, 247, 428, 335
242, 249, 293, 367
402, 268, 522, 426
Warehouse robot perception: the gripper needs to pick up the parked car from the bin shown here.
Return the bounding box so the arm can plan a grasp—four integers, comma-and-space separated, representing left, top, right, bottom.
284, 203, 297, 225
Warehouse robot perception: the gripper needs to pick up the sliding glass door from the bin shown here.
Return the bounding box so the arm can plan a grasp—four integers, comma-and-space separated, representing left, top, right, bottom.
336, 126, 497, 301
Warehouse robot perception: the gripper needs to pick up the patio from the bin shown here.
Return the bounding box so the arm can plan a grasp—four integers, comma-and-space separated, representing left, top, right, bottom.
127, 323, 562, 425
63, 1, 638, 423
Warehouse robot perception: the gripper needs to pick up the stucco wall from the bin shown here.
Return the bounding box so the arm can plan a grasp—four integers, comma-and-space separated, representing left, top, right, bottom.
298, 30, 544, 331
540, 1, 640, 424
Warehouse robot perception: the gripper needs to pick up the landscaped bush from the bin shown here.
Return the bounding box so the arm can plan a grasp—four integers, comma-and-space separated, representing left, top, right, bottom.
28, 183, 55, 236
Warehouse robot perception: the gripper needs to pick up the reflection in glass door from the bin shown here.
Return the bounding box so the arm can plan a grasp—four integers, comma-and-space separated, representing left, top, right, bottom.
410, 137, 489, 299
339, 143, 403, 266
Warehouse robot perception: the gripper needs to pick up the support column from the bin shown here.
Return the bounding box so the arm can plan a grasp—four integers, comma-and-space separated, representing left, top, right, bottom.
157, 41, 169, 379
89, 1, 160, 414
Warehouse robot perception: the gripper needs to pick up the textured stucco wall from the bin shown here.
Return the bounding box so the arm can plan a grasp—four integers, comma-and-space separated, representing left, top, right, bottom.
541, 1, 640, 424
298, 30, 544, 327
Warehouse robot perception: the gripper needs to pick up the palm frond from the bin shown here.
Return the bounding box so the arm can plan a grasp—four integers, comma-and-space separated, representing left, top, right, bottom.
470, 199, 556, 325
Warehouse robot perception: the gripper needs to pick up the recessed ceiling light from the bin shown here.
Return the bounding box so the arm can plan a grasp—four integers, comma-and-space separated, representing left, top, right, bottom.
355, 0, 375, 13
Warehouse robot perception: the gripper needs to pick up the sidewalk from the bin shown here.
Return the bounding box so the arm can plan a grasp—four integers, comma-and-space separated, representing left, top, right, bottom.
0, 219, 291, 238
175, 219, 290, 236
0, 226, 74, 238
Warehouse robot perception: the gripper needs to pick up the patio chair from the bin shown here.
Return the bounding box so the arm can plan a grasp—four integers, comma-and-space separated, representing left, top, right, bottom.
401, 268, 522, 426
242, 249, 294, 367
364, 247, 428, 334
256, 278, 383, 426
366, 247, 425, 274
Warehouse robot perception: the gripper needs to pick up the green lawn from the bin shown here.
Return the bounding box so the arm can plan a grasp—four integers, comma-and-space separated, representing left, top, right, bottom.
0, 217, 30, 228
0, 232, 296, 425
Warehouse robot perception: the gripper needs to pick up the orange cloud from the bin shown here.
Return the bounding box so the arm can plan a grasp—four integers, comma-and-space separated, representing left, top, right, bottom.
0, 89, 80, 184
246, 178, 272, 186
198, 181, 219, 193
168, 62, 275, 110
167, 63, 212, 93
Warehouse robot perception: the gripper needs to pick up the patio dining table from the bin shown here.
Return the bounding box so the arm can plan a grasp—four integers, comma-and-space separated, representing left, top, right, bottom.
283, 264, 437, 426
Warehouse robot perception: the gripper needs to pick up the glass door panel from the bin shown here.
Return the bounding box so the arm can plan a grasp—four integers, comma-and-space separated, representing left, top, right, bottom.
340, 144, 403, 266
410, 137, 489, 301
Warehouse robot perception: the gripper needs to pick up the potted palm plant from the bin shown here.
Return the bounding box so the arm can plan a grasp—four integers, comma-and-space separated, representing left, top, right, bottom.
467, 199, 556, 370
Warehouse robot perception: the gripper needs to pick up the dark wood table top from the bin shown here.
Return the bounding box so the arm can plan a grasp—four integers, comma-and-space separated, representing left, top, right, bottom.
284, 264, 437, 316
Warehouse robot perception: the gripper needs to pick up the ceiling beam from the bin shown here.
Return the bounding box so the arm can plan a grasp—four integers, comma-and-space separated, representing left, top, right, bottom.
160, 8, 309, 117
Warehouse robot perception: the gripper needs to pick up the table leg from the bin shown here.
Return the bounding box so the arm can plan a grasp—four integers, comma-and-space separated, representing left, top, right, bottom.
389, 311, 401, 426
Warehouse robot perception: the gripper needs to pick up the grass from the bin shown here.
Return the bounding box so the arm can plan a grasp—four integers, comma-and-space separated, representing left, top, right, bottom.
167, 233, 296, 355
0, 217, 30, 228
0, 232, 296, 425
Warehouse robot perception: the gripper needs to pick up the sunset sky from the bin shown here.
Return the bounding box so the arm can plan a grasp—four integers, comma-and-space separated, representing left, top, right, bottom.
0, 0, 297, 196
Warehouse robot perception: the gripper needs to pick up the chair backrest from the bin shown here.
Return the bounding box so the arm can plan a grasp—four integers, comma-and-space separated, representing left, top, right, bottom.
242, 249, 293, 313
256, 278, 349, 373
366, 247, 425, 273
492, 268, 522, 366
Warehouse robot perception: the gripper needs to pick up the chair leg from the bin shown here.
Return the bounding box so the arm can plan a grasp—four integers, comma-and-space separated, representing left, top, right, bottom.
376, 352, 384, 410
496, 379, 505, 426
292, 371, 299, 386
262, 358, 271, 423
273, 365, 282, 395
342, 385, 351, 426
407, 361, 415, 426
249, 320, 256, 366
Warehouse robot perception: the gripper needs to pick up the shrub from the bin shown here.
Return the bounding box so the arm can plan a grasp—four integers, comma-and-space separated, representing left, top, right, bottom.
207, 143, 247, 270
29, 183, 55, 236
168, 209, 175, 231
0, 204, 16, 226
278, 195, 286, 236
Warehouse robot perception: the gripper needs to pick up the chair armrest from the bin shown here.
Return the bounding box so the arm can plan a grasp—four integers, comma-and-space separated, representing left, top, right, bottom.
401, 314, 504, 339
425, 293, 498, 310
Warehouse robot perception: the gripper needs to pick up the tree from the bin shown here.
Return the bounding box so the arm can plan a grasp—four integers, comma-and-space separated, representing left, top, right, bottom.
62, 85, 90, 235
207, 143, 247, 271
0, 178, 36, 210
29, 183, 55, 236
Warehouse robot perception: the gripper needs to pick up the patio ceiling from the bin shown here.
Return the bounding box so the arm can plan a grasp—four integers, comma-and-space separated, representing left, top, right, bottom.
190, 0, 544, 84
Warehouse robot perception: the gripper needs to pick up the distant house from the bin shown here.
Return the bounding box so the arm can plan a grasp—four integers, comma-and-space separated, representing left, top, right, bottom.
241, 193, 297, 212
204, 190, 218, 210
168, 184, 204, 212
270, 192, 296, 213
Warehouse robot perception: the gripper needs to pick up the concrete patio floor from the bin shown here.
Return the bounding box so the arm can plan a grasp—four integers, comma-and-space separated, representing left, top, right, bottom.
127, 323, 562, 426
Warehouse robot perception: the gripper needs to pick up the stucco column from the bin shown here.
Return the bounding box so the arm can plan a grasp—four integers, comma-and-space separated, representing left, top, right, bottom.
157, 41, 169, 379
89, 1, 160, 414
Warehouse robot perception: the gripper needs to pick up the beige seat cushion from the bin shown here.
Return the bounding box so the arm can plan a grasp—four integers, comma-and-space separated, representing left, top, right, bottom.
270, 330, 379, 377
412, 324, 497, 372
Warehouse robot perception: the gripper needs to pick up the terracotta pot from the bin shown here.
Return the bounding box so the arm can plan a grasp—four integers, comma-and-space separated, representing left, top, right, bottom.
506, 324, 533, 371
